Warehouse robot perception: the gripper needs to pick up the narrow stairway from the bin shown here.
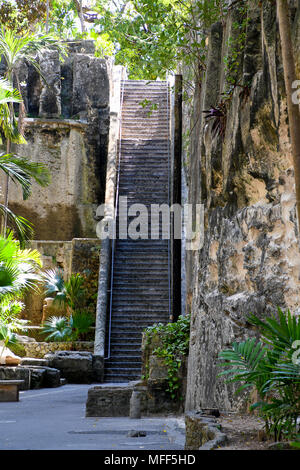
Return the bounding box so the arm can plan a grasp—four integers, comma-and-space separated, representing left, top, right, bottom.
104, 80, 171, 382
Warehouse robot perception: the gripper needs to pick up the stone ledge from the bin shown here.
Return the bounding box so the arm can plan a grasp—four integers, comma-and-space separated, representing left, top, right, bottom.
23, 341, 94, 359
185, 411, 227, 450
86, 385, 134, 417
23, 117, 88, 130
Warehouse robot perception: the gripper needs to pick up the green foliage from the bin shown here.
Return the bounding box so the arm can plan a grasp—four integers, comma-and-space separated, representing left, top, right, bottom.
0, 0, 48, 34
223, 1, 249, 97
94, 0, 225, 79
8, 341, 26, 357
0, 232, 42, 303
47, 0, 81, 39
42, 269, 87, 313
0, 78, 25, 145
41, 315, 71, 342
0, 324, 17, 358
144, 314, 190, 399
218, 308, 300, 441
69, 310, 94, 341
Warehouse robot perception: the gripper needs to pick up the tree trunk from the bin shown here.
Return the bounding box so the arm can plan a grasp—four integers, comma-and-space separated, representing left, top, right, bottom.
277, 0, 300, 233
46, 0, 50, 33
74, 0, 86, 34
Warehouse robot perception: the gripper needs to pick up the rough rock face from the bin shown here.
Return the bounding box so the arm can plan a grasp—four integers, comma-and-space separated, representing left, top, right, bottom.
185, 1, 300, 411
45, 351, 94, 383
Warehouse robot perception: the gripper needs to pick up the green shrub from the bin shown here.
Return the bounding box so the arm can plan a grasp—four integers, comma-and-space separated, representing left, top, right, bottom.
9, 342, 26, 357
41, 311, 94, 343
218, 308, 300, 441
144, 314, 190, 400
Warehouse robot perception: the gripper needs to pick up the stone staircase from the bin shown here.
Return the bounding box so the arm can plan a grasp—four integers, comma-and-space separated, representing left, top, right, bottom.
104, 80, 171, 382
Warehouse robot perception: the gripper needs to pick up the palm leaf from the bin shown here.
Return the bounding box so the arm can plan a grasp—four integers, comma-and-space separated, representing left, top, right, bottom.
0, 204, 33, 245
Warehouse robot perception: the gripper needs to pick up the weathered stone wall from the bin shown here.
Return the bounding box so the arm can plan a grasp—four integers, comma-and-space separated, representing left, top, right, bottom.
1, 41, 111, 240
23, 341, 94, 358
141, 330, 187, 414
185, 1, 300, 412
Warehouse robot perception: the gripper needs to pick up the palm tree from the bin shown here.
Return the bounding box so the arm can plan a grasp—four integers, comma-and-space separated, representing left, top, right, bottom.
277, 0, 300, 233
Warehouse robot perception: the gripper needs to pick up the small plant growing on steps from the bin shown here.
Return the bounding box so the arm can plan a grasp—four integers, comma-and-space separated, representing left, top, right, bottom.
144, 314, 191, 400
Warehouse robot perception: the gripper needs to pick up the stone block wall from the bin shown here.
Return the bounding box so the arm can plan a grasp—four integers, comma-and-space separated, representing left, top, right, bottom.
23, 341, 94, 358
1, 41, 111, 241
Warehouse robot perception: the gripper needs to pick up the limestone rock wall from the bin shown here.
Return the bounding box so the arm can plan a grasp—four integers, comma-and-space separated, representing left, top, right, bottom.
185, 1, 300, 412
2, 41, 111, 240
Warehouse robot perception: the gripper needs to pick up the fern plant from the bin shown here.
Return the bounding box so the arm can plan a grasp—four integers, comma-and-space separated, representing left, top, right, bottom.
218, 308, 300, 441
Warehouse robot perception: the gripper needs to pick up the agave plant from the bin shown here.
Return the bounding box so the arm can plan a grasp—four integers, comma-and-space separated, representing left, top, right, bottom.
218, 308, 300, 441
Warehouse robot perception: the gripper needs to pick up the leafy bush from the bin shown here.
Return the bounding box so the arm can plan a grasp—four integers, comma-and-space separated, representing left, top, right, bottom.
42, 269, 87, 314
218, 308, 300, 441
41, 316, 71, 342
144, 314, 190, 400
41, 311, 94, 343
8, 341, 26, 358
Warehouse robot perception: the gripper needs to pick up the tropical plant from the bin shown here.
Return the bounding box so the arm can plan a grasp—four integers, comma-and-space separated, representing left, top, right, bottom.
41, 311, 94, 342
42, 269, 87, 315
0, 231, 42, 303
0, 324, 17, 359
0, 233, 42, 360
0, 77, 24, 145
144, 314, 190, 399
41, 315, 72, 342
203, 101, 227, 139
0, 300, 30, 360
0, 78, 51, 241
69, 310, 94, 341
218, 308, 300, 441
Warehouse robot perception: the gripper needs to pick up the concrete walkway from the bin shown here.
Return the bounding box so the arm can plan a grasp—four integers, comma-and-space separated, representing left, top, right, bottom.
0, 384, 185, 450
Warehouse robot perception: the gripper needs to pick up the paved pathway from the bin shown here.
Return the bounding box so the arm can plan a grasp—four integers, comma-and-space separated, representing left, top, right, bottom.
0, 384, 185, 450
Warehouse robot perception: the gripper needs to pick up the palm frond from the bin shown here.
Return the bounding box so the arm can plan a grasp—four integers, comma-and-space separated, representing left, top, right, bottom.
0, 205, 33, 245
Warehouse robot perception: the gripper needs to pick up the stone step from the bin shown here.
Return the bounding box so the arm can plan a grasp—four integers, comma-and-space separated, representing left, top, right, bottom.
104, 79, 171, 382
